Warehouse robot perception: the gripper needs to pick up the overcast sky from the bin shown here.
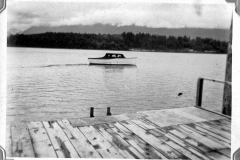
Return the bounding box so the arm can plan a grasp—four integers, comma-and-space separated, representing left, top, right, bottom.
7, 0, 233, 35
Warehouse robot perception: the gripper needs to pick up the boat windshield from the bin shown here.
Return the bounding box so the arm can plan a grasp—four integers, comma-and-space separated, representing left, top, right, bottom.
104, 53, 125, 58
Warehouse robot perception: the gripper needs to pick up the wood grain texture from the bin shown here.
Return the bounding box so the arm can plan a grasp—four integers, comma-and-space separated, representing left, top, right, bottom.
120, 120, 188, 159
130, 120, 203, 160
94, 124, 138, 159
58, 120, 101, 158
11, 123, 35, 157
5, 124, 12, 157
196, 122, 231, 140
28, 122, 57, 158
79, 125, 123, 158
160, 126, 229, 160
185, 123, 230, 148
42, 121, 79, 158
111, 122, 167, 159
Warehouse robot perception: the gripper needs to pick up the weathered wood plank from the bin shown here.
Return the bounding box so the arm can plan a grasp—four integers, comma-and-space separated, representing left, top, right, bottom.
111, 122, 167, 159
156, 128, 212, 160
142, 110, 198, 128
149, 129, 204, 160
11, 123, 35, 157
5, 124, 12, 157
94, 124, 139, 159
130, 119, 155, 130
120, 120, 188, 159
79, 125, 123, 158
70, 115, 130, 127
58, 120, 101, 158
170, 107, 226, 121
28, 122, 57, 158
203, 121, 231, 133
180, 125, 230, 158
184, 124, 231, 148
141, 107, 214, 128
175, 125, 226, 150
42, 121, 79, 158
217, 148, 231, 158
131, 119, 216, 160
210, 119, 231, 129
103, 123, 146, 159
131, 120, 205, 160
160, 126, 229, 160
70, 112, 148, 127
222, 118, 231, 123
196, 122, 231, 140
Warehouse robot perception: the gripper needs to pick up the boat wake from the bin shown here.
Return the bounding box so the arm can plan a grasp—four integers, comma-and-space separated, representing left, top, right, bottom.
38, 63, 89, 68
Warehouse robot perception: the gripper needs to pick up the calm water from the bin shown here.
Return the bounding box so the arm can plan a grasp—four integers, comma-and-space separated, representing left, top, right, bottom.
7, 47, 226, 124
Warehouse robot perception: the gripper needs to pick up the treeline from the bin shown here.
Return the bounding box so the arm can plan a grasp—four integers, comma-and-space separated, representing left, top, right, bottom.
7, 32, 228, 53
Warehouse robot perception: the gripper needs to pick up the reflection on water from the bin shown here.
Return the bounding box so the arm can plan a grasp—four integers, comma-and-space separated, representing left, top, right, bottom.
97, 65, 137, 92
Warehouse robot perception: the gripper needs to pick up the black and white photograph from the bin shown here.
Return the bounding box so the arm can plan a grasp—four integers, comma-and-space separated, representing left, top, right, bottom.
1, 0, 240, 159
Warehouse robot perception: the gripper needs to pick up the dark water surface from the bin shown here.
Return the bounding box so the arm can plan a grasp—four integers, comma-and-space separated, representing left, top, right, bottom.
7, 47, 226, 124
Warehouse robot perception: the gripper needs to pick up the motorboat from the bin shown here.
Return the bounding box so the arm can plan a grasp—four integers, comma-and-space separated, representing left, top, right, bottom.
88, 53, 137, 65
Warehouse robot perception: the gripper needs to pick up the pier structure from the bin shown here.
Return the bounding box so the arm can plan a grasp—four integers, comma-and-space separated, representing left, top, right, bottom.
6, 106, 231, 159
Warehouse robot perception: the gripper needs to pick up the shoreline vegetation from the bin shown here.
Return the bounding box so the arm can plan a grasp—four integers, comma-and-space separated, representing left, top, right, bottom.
7, 32, 228, 54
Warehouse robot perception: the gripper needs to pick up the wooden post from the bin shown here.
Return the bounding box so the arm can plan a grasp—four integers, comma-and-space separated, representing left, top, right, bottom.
90, 107, 94, 117
196, 78, 204, 107
222, 10, 233, 116
107, 107, 111, 116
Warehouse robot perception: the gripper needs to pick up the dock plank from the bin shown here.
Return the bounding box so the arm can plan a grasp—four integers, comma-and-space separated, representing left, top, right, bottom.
5, 124, 12, 157
94, 124, 138, 159
222, 118, 231, 123
160, 126, 229, 160
58, 120, 101, 158
79, 125, 123, 158
141, 107, 212, 128
209, 119, 231, 129
42, 121, 80, 158
130, 120, 204, 160
203, 121, 231, 133
70, 115, 129, 127
196, 122, 231, 140
120, 120, 188, 159
172, 107, 226, 121
156, 128, 212, 160
150, 129, 203, 160
28, 122, 57, 158
174, 125, 226, 150
184, 124, 231, 148
70, 112, 148, 127
111, 122, 167, 159
130, 119, 155, 130
11, 123, 35, 157
179, 125, 230, 157
102, 124, 146, 159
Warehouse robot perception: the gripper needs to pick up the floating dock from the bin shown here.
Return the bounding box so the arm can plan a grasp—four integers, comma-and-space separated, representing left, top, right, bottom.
6, 106, 231, 159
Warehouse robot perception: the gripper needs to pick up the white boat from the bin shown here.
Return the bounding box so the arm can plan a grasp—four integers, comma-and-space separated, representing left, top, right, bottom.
88, 53, 137, 65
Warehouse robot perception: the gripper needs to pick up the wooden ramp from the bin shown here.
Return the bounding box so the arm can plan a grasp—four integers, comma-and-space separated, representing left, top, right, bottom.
6, 107, 231, 159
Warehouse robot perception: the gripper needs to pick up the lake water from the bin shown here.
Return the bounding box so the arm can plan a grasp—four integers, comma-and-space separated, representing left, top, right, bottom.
7, 47, 226, 124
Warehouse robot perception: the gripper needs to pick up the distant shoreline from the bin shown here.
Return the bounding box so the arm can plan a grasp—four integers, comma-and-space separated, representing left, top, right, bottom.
7, 32, 228, 54
7, 46, 227, 54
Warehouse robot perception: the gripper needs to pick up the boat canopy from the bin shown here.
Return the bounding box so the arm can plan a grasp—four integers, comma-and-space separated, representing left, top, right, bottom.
104, 53, 125, 58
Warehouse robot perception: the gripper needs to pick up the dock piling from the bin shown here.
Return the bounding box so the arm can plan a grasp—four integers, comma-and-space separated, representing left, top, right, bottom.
107, 107, 111, 116
90, 107, 94, 117
196, 78, 204, 107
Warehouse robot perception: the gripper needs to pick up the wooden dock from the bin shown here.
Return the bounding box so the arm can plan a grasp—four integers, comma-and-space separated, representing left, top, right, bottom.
6, 106, 231, 159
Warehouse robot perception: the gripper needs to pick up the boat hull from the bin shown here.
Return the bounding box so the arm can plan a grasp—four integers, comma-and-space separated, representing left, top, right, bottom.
88, 58, 137, 65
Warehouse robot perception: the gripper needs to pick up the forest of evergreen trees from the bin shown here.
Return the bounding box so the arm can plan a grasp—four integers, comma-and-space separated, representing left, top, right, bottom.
7, 32, 228, 53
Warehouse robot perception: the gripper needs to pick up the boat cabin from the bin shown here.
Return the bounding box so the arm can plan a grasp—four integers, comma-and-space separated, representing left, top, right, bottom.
103, 53, 125, 59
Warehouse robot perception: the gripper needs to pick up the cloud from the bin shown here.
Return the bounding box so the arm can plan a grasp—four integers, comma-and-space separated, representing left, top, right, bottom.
7, 1, 233, 35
